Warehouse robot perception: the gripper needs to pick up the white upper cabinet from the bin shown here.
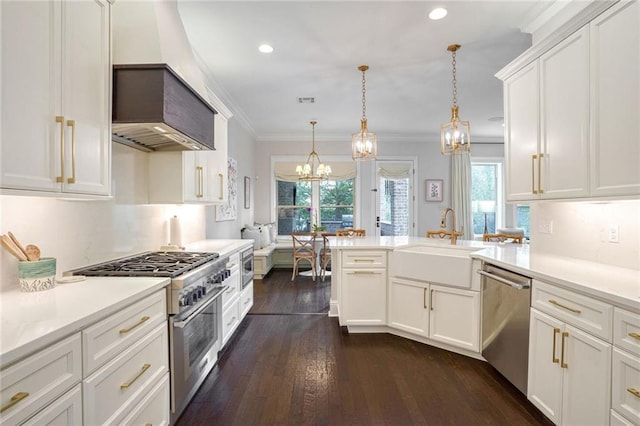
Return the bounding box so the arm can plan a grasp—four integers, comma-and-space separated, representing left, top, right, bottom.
589, 0, 640, 197
0, 0, 111, 197
500, 0, 640, 201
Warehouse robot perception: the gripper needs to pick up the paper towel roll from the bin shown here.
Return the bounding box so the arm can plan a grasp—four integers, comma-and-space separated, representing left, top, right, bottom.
169, 215, 182, 247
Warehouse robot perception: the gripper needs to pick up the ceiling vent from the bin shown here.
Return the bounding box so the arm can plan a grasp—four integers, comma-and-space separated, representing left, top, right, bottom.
297, 97, 315, 104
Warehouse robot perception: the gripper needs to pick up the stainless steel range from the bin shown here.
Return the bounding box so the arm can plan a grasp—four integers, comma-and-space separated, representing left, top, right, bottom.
69, 251, 232, 424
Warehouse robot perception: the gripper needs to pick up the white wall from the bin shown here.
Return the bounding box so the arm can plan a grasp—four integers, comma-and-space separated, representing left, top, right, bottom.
530, 200, 640, 270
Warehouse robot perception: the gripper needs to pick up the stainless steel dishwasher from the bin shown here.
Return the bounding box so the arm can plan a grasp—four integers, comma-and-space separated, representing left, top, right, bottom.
479, 263, 532, 395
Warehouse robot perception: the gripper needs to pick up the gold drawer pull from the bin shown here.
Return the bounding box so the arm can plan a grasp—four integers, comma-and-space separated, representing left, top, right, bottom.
352, 271, 375, 274
354, 259, 375, 263
121, 363, 150, 389
0, 392, 29, 413
561, 332, 569, 369
629, 332, 640, 341
145, 424, 152, 426
549, 300, 581, 314
628, 388, 640, 398
552, 327, 560, 363
66, 119, 76, 184
119, 316, 150, 334
56, 116, 65, 183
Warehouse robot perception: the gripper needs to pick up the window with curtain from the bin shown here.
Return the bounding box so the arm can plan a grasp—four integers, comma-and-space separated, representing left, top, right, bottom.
274, 161, 356, 236
471, 161, 503, 236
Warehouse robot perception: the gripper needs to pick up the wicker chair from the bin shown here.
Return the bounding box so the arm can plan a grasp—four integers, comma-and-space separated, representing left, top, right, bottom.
482, 233, 524, 244
335, 228, 366, 237
291, 232, 317, 280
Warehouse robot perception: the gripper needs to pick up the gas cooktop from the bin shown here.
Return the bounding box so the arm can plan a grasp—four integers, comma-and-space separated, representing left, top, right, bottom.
69, 251, 220, 278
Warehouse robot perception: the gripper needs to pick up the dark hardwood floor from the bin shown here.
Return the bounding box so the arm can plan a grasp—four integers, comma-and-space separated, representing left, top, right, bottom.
176, 269, 548, 426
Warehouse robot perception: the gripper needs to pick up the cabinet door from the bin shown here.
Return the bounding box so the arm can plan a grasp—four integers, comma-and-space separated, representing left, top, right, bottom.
590, 0, 640, 197
388, 278, 429, 337
528, 309, 563, 424
341, 269, 386, 326
612, 348, 640, 426
22, 384, 82, 426
540, 27, 590, 199
1, 1, 61, 192
61, 0, 110, 195
182, 151, 201, 202
504, 61, 540, 201
429, 285, 479, 352
561, 324, 612, 426
210, 114, 229, 203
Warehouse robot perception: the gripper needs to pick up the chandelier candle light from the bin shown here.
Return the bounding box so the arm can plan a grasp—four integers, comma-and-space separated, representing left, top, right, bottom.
296, 120, 331, 181
352, 65, 377, 161
441, 44, 471, 155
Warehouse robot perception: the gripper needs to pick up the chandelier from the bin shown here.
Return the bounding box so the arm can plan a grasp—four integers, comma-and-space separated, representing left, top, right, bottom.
296, 120, 331, 181
440, 44, 471, 155
352, 65, 377, 161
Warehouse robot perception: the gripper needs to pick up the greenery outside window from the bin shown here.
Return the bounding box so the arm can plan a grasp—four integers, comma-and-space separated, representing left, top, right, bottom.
471, 161, 503, 236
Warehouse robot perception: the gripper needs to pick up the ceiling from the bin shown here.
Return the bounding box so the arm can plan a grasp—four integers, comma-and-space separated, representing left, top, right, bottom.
176, 1, 555, 144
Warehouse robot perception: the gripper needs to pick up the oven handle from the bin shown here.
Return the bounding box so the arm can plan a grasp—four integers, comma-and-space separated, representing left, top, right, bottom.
173, 288, 225, 329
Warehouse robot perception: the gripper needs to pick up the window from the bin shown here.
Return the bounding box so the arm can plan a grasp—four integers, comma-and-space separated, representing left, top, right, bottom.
515, 204, 530, 238
276, 178, 355, 235
471, 161, 503, 236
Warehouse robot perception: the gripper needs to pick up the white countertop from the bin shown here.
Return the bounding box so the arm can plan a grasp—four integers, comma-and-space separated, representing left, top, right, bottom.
0, 276, 169, 367
330, 236, 639, 312
185, 239, 253, 258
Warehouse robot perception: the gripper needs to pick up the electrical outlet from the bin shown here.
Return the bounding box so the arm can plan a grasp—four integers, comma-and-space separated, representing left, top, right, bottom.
538, 219, 553, 235
608, 224, 620, 243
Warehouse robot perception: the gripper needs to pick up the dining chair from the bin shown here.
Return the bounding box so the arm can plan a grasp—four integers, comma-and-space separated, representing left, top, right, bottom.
482, 233, 524, 244
291, 232, 317, 280
319, 233, 336, 281
335, 228, 366, 237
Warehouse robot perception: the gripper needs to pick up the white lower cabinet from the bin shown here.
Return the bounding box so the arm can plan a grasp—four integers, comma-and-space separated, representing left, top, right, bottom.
341, 268, 387, 326
22, 384, 82, 426
83, 321, 169, 425
119, 372, 170, 426
222, 299, 240, 346
388, 278, 479, 352
611, 409, 635, 426
528, 308, 612, 425
612, 306, 640, 425
240, 281, 254, 319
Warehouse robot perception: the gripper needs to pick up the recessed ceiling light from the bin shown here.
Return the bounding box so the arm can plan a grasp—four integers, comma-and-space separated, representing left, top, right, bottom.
428, 7, 447, 20
258, 44, 274, 53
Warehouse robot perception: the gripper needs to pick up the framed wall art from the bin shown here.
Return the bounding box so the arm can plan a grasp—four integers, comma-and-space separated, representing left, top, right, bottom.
425, 179, 443, 202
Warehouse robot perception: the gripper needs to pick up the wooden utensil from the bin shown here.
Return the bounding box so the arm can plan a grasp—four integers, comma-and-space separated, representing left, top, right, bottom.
25, 244, 41, 261
1, 235, 28, 261
7, 231, 29, 260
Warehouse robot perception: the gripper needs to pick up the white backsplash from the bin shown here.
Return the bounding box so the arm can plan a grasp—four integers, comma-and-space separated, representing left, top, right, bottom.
530, 199, 640, 270
0, 144, 207, 291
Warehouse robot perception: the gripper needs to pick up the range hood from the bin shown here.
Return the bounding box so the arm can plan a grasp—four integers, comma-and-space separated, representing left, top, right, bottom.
111, 0, 216, 152
112, 63, 216, 152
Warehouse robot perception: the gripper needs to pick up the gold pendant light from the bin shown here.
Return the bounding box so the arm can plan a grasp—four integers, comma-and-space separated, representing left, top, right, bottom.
352, 65, 377, 161
440, 44, 471, 155
296, 120, 331, 181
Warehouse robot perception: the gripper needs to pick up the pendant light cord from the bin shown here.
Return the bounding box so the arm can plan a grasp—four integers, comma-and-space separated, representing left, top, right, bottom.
451, 49, 458, 108
361, 69, 367, 121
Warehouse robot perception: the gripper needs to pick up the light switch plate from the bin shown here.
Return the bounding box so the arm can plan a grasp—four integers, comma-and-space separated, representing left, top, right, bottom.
538, 219, 553, 234
608, 224, 620, 243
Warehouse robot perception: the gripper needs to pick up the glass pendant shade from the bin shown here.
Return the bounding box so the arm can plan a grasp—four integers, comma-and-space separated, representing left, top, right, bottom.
296, 121, 331, 181
352, 65, 377, 161
440, 106, 471, 154
440, 44, 471, 155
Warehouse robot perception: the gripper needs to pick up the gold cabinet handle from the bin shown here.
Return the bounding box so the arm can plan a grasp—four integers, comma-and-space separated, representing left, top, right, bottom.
0, 392, 29, 414
549, 299, 581, 314
561, 331, 569, 369
628, 388, 640, 398
423, 288, 427, 309
120, 363, 150, 389
352, 270, 375, 274
119, 316, 150, 334
531, 154, 537, 194
552, 327, 560, 363
354, 259, 375, 263
66, 119, 76, 184
430, 289, 434, 311
56, 116, 65, 183
195, 166, 204, 198
538, 153, 544, 194
629, 332, 640, 341
218, 173, 224, 200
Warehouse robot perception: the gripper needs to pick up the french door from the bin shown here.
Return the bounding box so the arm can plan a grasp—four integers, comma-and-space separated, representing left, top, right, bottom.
374, 160, 415, 237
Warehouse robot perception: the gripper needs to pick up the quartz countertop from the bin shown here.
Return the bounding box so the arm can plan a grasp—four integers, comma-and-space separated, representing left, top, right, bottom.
0, 276, 169, 367
329, 236, 639, 312
185, 239, 253, 258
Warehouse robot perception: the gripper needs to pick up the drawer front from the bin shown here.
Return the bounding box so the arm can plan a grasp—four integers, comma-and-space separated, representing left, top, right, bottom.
342, 250, 387, 268
222, 299, 240, 346
117, 372, 169, 426
83, 322, 169, 426
239, 281, 254, 319
612, 348, 640, 425
22, 384, 82, 426
531, 280, 613, 341
614, 307, 640, 354
221, 279, 239, 311
611, 409, 635, 426
0, 333, 81, 425
83, 289, 167, 375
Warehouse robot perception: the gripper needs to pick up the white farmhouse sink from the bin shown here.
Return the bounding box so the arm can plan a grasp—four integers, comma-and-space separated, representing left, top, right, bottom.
390, 244, 477, 287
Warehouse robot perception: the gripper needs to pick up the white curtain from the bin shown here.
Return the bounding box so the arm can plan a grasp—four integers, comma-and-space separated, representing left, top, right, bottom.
451, 153, 473, 240
377, 162, 411, 179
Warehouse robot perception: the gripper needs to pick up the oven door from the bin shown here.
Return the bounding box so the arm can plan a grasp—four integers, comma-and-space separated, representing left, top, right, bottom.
241, 248, 253, 289
169, 294, 222, 420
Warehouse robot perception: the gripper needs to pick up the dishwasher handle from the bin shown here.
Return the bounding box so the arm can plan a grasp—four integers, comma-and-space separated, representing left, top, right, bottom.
477, 269, 531, 290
